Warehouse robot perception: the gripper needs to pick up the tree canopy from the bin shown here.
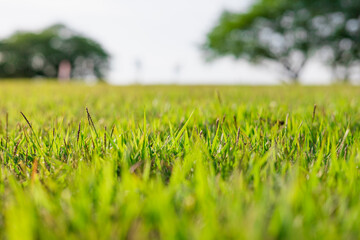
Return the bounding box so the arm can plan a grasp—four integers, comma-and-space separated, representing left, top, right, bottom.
204, 0, 360, 82
0, 24, 110, 80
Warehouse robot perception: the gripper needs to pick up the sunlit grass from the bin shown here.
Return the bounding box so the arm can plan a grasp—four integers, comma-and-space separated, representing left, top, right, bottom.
0, 82, 359, 239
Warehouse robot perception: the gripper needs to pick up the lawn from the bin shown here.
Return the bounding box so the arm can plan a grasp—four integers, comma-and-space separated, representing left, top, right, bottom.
0, 82, 359, 239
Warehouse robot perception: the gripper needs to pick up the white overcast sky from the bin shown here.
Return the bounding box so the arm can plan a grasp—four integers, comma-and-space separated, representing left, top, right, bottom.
0, 0, 331, 84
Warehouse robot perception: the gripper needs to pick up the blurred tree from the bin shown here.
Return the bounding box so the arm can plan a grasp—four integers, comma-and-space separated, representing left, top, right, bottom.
316, 0, 360, 82
0, 24, 110, 81
204, 0, 360, 83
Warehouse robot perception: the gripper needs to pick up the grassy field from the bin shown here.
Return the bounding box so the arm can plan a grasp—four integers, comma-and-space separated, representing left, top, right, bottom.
0, 82, 359, 239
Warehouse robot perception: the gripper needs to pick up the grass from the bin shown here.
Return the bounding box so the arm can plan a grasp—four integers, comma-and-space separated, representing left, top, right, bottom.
0, 82, 360, 239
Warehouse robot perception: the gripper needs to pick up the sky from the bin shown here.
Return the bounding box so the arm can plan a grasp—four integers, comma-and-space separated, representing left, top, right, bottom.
0, 0, 331, 84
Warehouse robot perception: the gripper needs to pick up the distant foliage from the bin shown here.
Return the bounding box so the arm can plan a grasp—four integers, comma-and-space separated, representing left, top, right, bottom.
204, 0, 360, 82
0, 24, 110, 80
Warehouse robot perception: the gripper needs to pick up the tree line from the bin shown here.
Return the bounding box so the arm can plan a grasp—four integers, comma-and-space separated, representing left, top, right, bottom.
0, 24, 109, 80
0, 0, 359, 83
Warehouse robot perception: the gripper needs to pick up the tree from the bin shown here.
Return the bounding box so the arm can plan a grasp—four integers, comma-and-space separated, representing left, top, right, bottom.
204, 0, 360, 83
204, 0, 313, 83
315, 0, 360, 82
0, 24, 110, 81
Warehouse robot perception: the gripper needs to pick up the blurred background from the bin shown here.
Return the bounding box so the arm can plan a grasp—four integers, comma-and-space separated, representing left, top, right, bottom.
0, 0, 359, 85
